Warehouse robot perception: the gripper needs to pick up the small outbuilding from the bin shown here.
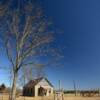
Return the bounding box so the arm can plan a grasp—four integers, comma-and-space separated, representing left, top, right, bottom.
23, 77, 54, 97
0, 84, 7, 93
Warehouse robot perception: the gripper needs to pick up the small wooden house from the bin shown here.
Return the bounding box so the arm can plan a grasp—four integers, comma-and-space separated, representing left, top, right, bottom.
23, 77, 54, 97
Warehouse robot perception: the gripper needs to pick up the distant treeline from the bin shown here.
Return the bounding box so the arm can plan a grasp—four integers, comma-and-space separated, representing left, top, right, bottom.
64, 90, 77, 94
64, 90, 100, 94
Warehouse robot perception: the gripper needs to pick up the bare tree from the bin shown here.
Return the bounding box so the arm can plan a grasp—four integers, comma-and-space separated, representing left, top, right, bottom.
22, 64, 46, 81
0, 0, 61, 100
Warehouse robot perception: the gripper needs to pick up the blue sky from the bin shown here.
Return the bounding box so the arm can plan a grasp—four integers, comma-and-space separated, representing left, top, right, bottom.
41, 0, 100, 90
0, 0, 100, 90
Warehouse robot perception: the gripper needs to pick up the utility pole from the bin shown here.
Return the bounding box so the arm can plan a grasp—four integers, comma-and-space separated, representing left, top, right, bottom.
59, 80, 61, 92
73, 80, 77, 96
54, 80, 64, 100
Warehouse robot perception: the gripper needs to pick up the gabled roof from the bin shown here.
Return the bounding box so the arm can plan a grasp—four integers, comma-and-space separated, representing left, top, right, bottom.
24, 77, 53, 88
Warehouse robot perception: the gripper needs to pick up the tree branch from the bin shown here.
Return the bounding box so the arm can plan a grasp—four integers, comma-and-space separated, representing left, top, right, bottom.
4, 39, 15, 71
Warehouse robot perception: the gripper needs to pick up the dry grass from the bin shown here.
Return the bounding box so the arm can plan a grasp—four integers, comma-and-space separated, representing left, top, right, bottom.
0, 94, 100, 100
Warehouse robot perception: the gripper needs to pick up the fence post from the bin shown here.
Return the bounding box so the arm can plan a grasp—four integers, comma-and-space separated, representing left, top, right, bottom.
2, 93, 3, 100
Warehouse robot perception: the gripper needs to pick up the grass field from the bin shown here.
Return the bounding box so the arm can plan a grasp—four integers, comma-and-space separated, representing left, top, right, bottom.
0, 94, 100, 100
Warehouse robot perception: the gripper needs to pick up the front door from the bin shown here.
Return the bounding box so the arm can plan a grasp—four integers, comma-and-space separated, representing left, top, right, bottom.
38, 87, 47, 96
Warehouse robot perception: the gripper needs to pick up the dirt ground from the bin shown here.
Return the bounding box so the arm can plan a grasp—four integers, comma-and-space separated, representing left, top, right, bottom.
0, 94, 100, 100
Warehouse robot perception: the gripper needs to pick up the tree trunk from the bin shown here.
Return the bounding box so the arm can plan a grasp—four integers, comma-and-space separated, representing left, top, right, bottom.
10, 72, 18, 100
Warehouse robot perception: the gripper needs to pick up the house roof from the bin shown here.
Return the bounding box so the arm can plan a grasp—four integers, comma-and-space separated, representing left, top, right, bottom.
24, 77, 54, 88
